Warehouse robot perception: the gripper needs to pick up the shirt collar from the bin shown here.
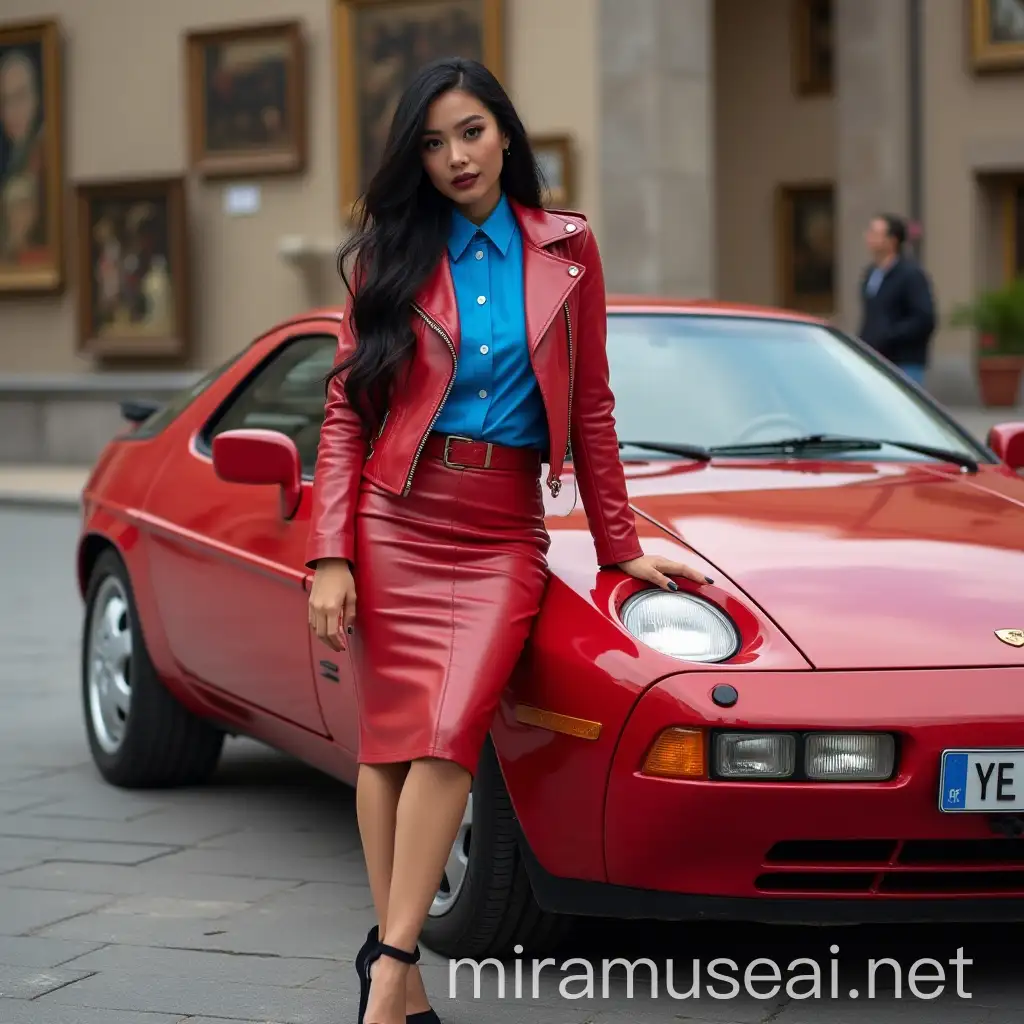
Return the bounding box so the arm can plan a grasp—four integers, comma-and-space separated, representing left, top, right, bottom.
448, 193, 517, 260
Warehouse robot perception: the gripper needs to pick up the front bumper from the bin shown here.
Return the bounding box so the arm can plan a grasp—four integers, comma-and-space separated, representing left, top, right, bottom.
589, 668, 1024, 917
520, 848, 1024, 924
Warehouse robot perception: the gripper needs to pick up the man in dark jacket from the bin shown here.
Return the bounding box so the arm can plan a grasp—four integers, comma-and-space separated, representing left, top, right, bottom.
859, 214, 936, 386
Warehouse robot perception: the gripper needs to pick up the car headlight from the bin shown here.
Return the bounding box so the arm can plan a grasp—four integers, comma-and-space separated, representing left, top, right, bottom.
805, 733, 895, 780
619, 590, 739, 662
716, 733, 796, 778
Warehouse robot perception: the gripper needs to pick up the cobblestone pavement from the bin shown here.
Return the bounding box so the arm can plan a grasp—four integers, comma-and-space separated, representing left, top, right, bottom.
0, 507, 1021, 1023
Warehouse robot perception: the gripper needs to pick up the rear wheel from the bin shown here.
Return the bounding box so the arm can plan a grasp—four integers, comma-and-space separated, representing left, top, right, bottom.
82, 549, 224, 788
419, 736, 573, 959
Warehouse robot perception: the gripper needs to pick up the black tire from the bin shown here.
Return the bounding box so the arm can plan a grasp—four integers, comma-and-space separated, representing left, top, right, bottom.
419, 736, 573, 960
82, 548, 224, 788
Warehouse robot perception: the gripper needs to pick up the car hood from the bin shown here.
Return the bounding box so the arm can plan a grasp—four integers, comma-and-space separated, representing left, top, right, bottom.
619, 458, 1024, 669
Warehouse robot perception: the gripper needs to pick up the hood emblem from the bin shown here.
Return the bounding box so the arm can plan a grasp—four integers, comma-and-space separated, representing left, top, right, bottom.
995, 629, 1024, 648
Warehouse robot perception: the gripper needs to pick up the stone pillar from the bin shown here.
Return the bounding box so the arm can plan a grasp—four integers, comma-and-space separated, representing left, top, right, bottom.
597, 0, 714, 296
834, 0, 911, 333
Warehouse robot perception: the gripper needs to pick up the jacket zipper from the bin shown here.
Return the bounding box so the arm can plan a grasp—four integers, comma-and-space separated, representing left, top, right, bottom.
369, 409, 389, 455
403, 303, 457, 496
548, 300, 574, 498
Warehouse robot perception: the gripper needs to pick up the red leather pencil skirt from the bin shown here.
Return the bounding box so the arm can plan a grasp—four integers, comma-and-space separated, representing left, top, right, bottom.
351, 434, 551, 775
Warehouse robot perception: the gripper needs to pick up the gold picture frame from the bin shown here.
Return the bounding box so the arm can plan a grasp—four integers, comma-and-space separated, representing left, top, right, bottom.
0, 18, 64, 295
532, 134, 575, 208
74, 176, 189, 359
185, 20, 307, 178
776, 182, 835, 314
333, 0, 504, 220
970, 0, 1024, 72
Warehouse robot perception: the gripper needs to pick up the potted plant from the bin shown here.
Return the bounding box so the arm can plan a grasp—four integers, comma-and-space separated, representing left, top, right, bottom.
949, 277, 1024, 407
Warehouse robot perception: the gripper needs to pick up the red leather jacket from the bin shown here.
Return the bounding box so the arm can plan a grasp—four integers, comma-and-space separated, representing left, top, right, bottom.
305, 201, 644, 570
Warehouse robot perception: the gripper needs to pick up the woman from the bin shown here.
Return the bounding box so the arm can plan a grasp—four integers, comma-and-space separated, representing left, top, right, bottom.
306, 57, 709, 1024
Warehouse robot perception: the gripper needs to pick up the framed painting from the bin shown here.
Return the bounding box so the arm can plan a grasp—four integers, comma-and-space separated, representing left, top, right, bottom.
0, 18, 63, 294
532, 134, 575, 208
334, 0, 504, 218
792, 0, 833, 95
776, 182, 835, 314
74, 177, 189, 358
970, 0, 1024, 71
185, 20, 306, 177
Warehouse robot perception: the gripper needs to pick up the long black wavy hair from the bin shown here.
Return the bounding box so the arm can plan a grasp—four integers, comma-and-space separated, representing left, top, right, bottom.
326, 57, 547, 437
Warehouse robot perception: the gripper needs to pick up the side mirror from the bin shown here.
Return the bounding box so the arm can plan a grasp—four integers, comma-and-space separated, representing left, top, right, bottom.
987, 423, 1024, 472
120, 398, 161, 424
212, 428, 303, 519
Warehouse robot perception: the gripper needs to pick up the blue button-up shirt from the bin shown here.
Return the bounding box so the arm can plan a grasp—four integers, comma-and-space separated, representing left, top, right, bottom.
432, 194, 549, 450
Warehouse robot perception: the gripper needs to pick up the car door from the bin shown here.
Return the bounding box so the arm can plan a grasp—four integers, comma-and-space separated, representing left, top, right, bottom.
142, 329, 350, 735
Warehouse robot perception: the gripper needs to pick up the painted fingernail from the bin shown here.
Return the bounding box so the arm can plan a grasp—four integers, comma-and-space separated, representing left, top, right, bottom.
667, 581, 679, 591
704, 576, 715, 584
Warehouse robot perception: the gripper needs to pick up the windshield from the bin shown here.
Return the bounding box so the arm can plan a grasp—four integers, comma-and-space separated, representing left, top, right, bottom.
605, 313, 984, 461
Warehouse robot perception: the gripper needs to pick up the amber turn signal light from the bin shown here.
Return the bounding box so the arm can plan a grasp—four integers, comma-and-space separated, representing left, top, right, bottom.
642, 727, 706, 778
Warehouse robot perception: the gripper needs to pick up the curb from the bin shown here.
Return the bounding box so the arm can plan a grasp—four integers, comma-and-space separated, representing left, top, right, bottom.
0, 491, 82, 511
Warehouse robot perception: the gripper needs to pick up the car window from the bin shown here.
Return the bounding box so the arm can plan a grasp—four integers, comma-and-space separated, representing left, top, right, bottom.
204, 334, 339, 475
131, 354, 243, 438
604, 313, 985, 459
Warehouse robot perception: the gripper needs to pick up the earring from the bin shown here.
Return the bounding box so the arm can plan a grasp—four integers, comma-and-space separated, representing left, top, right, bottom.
503, 145, 511, 156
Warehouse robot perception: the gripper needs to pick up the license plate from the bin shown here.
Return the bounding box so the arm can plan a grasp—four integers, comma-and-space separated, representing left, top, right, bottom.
939, 749, 1024, 812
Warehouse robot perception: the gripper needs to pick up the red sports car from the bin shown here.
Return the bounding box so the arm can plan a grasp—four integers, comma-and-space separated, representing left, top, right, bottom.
78, 299, 1024, 959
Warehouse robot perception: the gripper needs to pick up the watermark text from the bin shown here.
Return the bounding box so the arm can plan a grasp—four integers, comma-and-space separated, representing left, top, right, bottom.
449, 944, 973, 1002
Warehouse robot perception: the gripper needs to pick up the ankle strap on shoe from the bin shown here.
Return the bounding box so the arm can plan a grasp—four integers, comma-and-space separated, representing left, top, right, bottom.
377, 941, 420, 965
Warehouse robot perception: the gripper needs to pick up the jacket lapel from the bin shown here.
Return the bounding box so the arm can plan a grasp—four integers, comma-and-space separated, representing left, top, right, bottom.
413, 253, 461, 356
410, 201, 586, 358
513, 201, 587, 353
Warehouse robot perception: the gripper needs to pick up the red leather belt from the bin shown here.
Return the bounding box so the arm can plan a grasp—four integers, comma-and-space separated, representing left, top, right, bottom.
424, 432, 542, 472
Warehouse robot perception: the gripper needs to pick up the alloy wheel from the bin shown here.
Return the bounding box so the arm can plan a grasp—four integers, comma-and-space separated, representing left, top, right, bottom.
430, 793, 473, 916
86, 575, 133, 755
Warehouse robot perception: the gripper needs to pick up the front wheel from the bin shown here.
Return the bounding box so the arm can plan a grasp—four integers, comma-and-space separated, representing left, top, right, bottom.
419, 736, 573, 959
82, 548, 224, 788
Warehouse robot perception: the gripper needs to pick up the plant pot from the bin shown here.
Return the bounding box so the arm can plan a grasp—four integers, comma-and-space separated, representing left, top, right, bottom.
977, 355, 1024, 407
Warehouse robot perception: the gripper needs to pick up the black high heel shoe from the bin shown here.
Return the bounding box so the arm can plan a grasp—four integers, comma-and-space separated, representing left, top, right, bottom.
357, 936, 441, 1024
354, 925, 378, 988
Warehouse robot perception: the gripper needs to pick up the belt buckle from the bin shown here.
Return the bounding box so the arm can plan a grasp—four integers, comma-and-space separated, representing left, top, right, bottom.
442, 435, 492, 470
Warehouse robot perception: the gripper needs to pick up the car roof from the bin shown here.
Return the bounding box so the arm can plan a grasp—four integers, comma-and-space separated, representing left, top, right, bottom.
262, 297, 830, 339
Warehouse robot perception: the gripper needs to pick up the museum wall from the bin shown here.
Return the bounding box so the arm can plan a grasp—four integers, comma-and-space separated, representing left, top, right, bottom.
713, 0, 836, 311
0, 0, 598, 374
922, 0, 1024, 364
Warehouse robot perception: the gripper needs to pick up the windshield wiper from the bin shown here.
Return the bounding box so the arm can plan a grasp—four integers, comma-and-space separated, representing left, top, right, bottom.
708, 433, 979, 472
618, 440, 712, 462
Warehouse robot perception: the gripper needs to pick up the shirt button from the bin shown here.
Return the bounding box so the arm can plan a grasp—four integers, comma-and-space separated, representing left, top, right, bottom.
475, 250, 484, 260
480, 345, 489, 354
477, 295, 486, 305
478, 389, 487, 399
565, 223, 576, 232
